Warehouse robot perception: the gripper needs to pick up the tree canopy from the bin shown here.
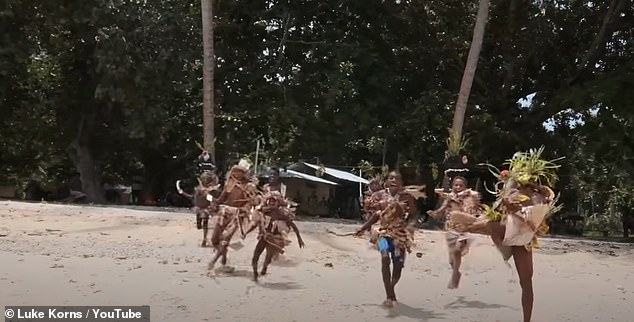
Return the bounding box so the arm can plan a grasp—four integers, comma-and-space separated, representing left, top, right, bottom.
1, 0, 633, 233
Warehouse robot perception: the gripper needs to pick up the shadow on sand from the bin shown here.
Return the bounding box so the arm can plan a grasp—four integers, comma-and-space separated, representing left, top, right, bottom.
257, 280, 303, 290
365, 302, 446, 321
308, 231, 358, 252
60, 224, 133, 235
270, 256, 303, 268
443, 296, 514, 310
211, 268, 303, 290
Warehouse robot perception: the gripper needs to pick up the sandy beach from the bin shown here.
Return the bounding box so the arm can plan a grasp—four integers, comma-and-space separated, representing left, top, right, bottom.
1, 200, 633, 322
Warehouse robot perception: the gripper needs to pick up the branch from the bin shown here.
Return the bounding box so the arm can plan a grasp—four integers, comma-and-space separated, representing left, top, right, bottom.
568, 0, 626, 85
286, 40, 327, 45
273, 12, 292, 71
500, 0, 520, 98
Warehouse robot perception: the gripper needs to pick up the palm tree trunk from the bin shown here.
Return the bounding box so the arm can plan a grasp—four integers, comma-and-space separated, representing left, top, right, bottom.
201, 0, 216, 162
450, 0, 490, 139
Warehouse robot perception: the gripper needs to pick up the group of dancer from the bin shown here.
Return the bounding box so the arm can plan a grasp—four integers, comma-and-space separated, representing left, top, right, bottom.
356, 147, 560, 322
178, 149, 304, 281
180, 146, 560, 322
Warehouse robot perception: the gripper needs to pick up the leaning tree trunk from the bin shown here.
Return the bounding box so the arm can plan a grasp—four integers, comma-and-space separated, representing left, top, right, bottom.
450, 0, 490, 139
201, 0, 216, 163
623, 206, 633, 238
67, 114, 105, 203
68, 141, 104, 203
442, 0, 490, 191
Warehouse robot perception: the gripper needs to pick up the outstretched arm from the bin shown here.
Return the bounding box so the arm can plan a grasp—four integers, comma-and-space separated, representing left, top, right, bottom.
428, 197, 450, 220
288, 221, 305, 248
356, 212, 380, 235
212, 189, 229, 207
179, 191, 194, 201
262, 207, 291, 221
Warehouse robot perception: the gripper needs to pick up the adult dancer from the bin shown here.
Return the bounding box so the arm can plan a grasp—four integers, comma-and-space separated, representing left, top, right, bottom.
428, 176, 481, 289
354, 171, 419, 308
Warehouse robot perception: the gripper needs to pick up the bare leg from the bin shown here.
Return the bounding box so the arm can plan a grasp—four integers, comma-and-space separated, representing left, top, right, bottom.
391, 261, 403, 302
201, 217, 209, 247
391, 264, 403, 286
220, 244, 229, 266
239, 216, 248, 239
208, 247, 223, 270
490, 222, 505, 246
220, 224, 239, 266
381, 256, 395, 307
448, 248, 463, 289
210, 221, 223, 248
220, 235, 233, 267
208, 223, 236, 270
489, 221, 534, 322
244, 223, 258, 237
251, 239, 266, 282
512, 246, 534, 322
261, 246, 276, 276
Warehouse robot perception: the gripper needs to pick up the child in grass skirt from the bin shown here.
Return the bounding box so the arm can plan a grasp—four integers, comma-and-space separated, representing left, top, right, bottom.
208, 160, 262, 271
249, 191, 304, 282
177, 171, 220, 247
355, 171, 418, 308
466, 146, 562, 322
428, 176, 482, 289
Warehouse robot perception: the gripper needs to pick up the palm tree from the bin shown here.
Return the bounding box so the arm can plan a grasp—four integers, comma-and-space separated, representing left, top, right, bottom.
201, 0, 216, 162
443, 0, 490, 190
450, 0, 490, 145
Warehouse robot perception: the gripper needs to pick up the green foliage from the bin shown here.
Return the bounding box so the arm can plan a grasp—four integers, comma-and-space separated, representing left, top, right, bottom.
446, 129, 470, 158
506, 146, 564, 186
0, 0, 631, 220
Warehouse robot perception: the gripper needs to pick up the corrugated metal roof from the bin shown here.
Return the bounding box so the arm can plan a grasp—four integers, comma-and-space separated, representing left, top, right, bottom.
281, 169, 339, 186
301, 162, 369, 184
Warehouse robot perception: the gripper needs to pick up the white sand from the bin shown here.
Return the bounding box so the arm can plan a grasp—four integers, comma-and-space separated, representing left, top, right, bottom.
1, 200, 633, 321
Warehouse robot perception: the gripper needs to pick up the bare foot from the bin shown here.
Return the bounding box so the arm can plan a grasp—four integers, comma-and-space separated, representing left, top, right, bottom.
382, 299, 394, 308
201, 240, 208, 247
448, 272, 461, 289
